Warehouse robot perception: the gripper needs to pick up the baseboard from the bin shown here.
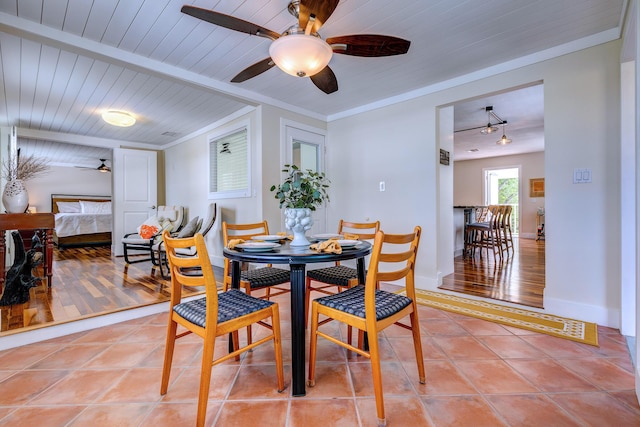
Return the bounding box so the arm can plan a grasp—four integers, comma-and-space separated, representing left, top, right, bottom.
544, 295, 619, 329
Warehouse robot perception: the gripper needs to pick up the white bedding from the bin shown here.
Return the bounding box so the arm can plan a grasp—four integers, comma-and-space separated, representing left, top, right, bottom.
54, 213, 112, 237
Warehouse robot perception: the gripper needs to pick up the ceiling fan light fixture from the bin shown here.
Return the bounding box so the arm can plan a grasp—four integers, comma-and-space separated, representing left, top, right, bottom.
101, 110, 136, 127
269, 33, 333, 78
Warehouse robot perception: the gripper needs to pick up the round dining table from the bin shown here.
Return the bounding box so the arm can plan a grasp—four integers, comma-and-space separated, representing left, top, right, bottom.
224, 239, 372, 396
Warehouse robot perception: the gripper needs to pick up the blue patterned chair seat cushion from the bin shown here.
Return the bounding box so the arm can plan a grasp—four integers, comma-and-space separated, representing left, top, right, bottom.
173, 289, 274, 327
307, 265, 359, 287
314, 285, 412, 321
241, 267, 290, 289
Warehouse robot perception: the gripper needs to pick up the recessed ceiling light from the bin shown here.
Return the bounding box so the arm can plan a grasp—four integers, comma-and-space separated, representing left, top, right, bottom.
102, 110, 136, 127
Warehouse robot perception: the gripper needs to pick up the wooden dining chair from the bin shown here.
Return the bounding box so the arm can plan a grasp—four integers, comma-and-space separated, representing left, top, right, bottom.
305, 220, 380, 327
464, 204, 503, 262
160, 231, 285, 427
222, 220, 291, 344
308, 227, 425, 427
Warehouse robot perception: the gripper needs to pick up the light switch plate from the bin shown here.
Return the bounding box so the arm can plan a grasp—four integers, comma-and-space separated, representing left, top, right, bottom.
573, 168, 592, 184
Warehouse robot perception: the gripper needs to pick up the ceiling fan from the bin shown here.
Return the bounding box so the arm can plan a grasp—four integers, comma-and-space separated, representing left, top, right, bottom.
75, 159, 111, 173
181, 0, 411, 94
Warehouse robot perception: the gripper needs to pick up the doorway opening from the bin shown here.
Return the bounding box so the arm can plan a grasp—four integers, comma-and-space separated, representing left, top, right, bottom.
484, 166, 520, 235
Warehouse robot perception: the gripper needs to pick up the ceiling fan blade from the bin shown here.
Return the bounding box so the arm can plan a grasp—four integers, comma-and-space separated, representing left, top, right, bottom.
327, 34, 411, 57
181, 6, 280, 40
299, 0, 339, 34
310, 66, 338, 94
231, 58, 276, 82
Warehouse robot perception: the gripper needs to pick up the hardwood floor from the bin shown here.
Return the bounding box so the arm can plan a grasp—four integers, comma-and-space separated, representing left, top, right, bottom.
0, 246, 214, 334
439, 237, 545, 308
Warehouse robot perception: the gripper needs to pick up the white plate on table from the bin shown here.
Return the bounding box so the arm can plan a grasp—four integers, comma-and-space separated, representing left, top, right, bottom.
335, 239, 360, 248
235, 242, 281, 252
310, 233, 342, 241
251, 235, 283, 242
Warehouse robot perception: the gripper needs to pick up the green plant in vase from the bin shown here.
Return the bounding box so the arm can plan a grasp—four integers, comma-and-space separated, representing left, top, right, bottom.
270, 164, 330, 246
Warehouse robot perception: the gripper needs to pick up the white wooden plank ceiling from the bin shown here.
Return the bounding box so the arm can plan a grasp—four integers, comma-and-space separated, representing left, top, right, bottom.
0, 0, 627, 163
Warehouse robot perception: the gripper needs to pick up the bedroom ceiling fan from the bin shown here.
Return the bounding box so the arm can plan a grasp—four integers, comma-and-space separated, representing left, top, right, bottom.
75, 159, 111, 173
181, 0, 411, 94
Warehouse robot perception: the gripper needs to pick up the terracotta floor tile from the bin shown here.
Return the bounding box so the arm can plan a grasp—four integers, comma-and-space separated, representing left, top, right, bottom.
289, 398, 359, 427
138, 341, 202, 368
507, 359, 598, 392
432, 336, 499, 359
417, 305, 451, 320
422, 395, 507, 427
500, 325, 542, 335
143, 401, 219, 427
161, 365, 237, 401
305, 362, 354, 398
609, 390, 640, 413
403, 360, 476, 395
119, 324, 168, 343
215, 400, 287, 427
487, 394, 582, 427
226, 364, 290, 400
0, 369, 70, 405
244, 338, 292, 364
356, 395, 434, 427
454, 318, 512, 335
69, 403, 155, 426
0, 343, 59, 369
28, 369, 126, 405
549, 391, 640, 426
348, 361, 415, 397
0, 405, 85, 426
82, 342, 157, 368
555, 357, 636, 390
71, 324, 137, 344
455, 359, 539, 394
417, 336, 448, 360
419, 318, 470, 336
387, 336, 431, 363
520, 334, 595, 358
0, 406, 16, 421
0, 284, 637, 426
476, 335, 548, 359
98, 367, 165, 403
587, 334, 634, 357
27, 344, 107, 369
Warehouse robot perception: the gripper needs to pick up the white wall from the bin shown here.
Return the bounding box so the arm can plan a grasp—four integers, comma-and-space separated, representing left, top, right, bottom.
454, 152, 545, 238
328, 40, 622, 327
26, 165, 112, 212
164, 105, 326, 267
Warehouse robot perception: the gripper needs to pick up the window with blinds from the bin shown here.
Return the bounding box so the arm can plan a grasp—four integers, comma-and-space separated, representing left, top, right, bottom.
208, 125, 251, 199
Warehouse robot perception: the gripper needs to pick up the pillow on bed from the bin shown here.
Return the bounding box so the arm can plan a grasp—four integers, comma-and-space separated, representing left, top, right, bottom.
80, 201, 112, 214
137, 216, 162, 239
56, 201, 81, 213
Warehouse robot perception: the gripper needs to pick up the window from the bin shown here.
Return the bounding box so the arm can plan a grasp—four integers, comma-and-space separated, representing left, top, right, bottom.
208, 124, 251, 199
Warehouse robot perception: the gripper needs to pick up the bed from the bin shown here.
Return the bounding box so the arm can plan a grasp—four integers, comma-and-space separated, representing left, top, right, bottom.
51, 194, 112, 248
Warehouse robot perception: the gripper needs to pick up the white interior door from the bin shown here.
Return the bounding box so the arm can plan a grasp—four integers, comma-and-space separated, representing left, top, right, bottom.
112, 147, 157, 256
282, 122, 327, 235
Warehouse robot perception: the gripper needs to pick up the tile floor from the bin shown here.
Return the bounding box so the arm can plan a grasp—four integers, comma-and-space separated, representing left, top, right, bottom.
0, 289, 638, 426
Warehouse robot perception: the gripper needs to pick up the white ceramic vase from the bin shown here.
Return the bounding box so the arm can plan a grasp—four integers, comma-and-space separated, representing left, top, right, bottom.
285, 207, 313, 246
2, 179, 29, 213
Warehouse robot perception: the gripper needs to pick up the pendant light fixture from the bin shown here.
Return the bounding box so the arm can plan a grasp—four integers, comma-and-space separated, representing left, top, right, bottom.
497, 123, 512, 145
480, 106, 499, 134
